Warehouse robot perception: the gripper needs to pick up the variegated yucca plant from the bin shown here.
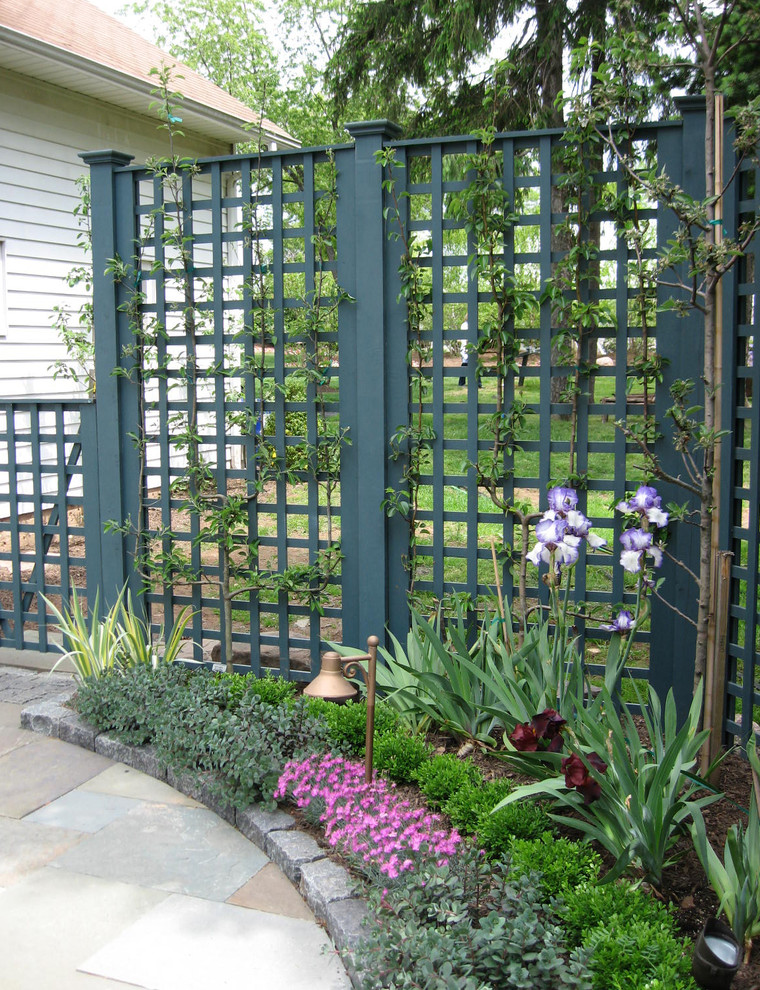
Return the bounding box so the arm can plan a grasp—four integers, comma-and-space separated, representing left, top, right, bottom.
45, 586, 193, 681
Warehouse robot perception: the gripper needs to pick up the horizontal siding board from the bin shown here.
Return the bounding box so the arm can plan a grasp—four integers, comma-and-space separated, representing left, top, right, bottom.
4, 254, 79, 278
1, 236, 84, 263
0, 65, 231, 398
0, 166, 80, 200
2, 199, 85, 233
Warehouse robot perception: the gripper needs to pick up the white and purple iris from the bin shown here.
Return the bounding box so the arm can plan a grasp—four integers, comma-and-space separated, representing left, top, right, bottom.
616, 485, 669, 529
616, 485, 668, 573
527, 487, 606, 570
602, 609, 635, 633
619, 527, 663, 573
547, 487, 578, 514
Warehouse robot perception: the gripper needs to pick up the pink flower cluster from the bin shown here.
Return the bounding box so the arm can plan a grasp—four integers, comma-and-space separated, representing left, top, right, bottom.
275, 753, 461, 880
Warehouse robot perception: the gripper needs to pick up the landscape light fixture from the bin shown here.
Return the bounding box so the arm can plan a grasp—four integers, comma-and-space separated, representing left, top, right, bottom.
692, 918, 742, 989
303, 636, 379, 784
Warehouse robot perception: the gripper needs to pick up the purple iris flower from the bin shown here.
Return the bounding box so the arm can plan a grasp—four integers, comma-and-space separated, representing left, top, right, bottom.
616, 485, 669, 529
547, 487, 578, 514
527, 514, 581, 568
620, 527, 663, 573
536, 515, 567, 546
620, 528, 652, 552
527, 492, 606, 570
602, 609, 635, 633
566, 509, 607, 549
628, 486, 659, 510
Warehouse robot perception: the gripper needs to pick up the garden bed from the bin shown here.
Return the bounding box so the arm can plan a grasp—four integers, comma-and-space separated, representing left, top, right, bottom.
44, 657, 760, 990
282, 730, 760, 989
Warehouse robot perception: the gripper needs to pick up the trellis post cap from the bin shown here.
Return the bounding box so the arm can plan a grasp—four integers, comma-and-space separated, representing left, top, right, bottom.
78, 150, 135, 167
344, 120, 403, 141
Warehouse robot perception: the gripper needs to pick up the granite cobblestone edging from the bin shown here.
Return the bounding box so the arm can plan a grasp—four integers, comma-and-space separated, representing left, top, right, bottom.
19, 698, 369, 985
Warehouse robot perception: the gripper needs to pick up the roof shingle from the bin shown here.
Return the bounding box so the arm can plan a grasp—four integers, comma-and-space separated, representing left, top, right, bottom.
0, 0, 294, 144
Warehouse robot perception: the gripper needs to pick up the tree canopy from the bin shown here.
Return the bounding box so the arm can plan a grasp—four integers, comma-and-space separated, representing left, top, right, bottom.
130, 0, 760, 144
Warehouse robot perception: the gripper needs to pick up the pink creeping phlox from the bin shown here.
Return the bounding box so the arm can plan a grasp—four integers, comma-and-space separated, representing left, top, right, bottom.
275, 753, 461, 879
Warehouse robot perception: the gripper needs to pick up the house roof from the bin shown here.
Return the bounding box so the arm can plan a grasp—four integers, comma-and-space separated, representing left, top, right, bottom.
0, 0, 298, 149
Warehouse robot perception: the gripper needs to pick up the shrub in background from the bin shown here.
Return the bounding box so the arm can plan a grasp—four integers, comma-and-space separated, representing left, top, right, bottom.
305, 697, 399, 756
218, 670, 298, 708
509, 833, 601, 899
584, 919, 696, 990
559, 879, 680, 948
412, 754, 482, 809
373, 733, 432, 785
476, 800, 552, 856
443, 777, 513, 834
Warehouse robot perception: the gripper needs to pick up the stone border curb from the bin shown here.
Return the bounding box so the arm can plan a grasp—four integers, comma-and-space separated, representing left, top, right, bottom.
19, 698, 369, 985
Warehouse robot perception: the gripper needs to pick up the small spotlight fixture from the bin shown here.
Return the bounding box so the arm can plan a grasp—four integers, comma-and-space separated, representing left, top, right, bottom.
304, 636, 379, 784
692, 918, 742, 989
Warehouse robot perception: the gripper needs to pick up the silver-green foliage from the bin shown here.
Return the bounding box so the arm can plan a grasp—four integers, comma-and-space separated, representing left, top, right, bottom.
353, 846, 592, 990
76, 663, 330, 809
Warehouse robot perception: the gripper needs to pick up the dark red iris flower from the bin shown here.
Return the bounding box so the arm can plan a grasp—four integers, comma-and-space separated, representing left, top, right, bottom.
509, 722, 539, 751
509, 708, 567, 753
531, 708, 566, 752
561, 752, 607, 804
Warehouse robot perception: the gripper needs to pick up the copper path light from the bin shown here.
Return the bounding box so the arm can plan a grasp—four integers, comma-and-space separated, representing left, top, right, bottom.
303, 636, 379, 784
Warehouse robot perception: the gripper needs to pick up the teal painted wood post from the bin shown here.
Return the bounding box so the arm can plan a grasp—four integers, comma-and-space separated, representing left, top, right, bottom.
78, 400, 104, 618
649, 100, 706, 720
79, 151, 142, 615
338, 121, 405, 650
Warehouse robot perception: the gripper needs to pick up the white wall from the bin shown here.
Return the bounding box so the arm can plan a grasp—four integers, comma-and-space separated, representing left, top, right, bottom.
0, 66, 231, 400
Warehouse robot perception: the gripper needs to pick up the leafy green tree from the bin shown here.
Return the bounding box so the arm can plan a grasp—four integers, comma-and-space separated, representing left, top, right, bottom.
131, 0, 382, 145
705, 0, 760, 109
134, 0, 281, 118
326, 0, 650, 135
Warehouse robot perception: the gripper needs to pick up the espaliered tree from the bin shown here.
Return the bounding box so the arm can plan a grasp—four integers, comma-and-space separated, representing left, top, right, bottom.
103, 71, 348, 671
563, 0, 760, 697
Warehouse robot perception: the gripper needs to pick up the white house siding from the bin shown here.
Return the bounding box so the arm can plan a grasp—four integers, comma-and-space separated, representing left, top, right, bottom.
0, 66, 230, 400
0, 67, 233, 516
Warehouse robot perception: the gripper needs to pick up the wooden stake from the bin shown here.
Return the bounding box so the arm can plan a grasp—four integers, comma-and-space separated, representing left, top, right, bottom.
704, 92, 725, 730
490, 536, 506, 628
701, 550, 732, 780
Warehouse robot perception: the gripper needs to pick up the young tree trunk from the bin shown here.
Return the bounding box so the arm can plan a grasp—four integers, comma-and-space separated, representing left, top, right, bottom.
693, 44, 719, 694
